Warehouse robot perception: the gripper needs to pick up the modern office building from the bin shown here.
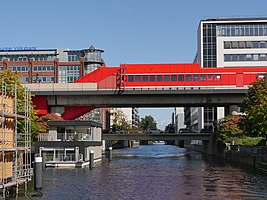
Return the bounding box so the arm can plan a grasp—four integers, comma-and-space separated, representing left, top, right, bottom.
0, 45, 105, 124
0, 45, 105, 83
185, 17, 267, 131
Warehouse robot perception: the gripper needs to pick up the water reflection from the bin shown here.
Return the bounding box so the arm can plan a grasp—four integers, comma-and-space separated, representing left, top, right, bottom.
17, 144, 267, 199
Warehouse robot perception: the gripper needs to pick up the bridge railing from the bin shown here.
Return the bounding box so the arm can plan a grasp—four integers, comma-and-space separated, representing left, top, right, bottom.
38, 132, 95, 141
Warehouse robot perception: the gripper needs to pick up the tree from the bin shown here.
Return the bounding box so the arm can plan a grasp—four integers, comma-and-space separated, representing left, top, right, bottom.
111, 109, 132, 132
38, 113, 64, 136
139, 115, 157, 131
240, 74, 267, 137
0, 69, 39, 142
165, 123, 175, 133
217, 115, 243, 142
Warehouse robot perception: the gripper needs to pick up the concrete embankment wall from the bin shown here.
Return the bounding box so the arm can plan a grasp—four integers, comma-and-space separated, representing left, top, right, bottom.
182, 140, 267, 172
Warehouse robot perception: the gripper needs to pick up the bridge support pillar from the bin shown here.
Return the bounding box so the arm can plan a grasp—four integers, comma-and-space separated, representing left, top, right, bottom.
204, 133, 216, 155
50, 106, 65, 115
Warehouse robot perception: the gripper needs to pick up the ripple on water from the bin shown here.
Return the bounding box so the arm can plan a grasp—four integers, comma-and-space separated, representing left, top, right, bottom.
18, 144, 267, 200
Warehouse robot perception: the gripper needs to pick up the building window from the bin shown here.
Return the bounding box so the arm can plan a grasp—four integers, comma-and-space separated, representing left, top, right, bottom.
224, 54, 267, 62
7, 66, 29, 72
58, 65, 80, 83
20, 76, 29, 83
224, 41, 267, 49
203, 23, 217, 68
217, 24, 267, 37
33, 65, 54, 72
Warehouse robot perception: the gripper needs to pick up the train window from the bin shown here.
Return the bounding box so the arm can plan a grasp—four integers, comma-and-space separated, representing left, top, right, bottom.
171, 75, 177, 81
178, 74, 184, 81
128, 75, 134, 82
207, 74, 214, 81
156, 75, 162, 82
164, 75, 170, 82
215, 74, 221, 81
200, 74, 206, 81
186, 74, 192, 81
142, 75, 148, 82
150, 75, 155, 82
193, 74, 199, 81
135, 75, 141, 82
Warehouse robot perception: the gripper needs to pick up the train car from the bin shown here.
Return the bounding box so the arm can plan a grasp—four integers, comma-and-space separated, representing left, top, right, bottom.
75, 63, 267, 90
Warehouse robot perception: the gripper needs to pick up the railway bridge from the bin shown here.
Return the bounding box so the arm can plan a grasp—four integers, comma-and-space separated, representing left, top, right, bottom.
24, 83, 247, 120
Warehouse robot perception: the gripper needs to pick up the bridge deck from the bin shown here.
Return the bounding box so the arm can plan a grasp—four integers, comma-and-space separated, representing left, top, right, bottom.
102, 133, 211, 141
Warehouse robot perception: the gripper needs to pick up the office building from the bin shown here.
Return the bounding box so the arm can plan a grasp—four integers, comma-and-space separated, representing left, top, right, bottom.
0, 45, 105, 124
186, 17, 267, 131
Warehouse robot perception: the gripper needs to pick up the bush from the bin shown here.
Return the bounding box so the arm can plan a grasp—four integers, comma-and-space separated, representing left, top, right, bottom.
234, 136, 265, 146
217, 115, 243, 142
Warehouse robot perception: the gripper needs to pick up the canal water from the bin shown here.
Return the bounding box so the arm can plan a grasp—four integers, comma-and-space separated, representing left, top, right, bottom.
20, 143, 267, 199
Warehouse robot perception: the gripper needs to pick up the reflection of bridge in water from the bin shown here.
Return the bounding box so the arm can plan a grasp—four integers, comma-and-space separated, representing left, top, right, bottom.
102, 133, 211, 141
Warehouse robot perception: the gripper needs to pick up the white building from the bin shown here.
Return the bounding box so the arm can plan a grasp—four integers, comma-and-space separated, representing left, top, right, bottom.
185, 17, 267, 131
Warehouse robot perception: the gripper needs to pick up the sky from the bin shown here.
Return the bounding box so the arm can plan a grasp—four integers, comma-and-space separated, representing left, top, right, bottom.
1, 0, 266, 129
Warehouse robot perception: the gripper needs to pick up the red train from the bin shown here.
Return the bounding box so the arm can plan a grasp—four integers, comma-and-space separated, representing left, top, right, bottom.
75, 63, 267, 89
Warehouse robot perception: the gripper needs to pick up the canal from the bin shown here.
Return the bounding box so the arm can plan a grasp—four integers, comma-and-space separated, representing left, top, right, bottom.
20, 143, 267, 199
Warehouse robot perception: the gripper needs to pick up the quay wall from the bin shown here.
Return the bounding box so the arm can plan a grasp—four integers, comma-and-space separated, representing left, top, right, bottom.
182, 139, 267, 172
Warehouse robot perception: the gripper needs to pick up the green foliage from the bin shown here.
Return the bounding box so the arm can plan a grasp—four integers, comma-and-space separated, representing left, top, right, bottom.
139, 115, 157, 131
0, 69, 39, 142
38, 113, 64, 135
217, 115, 243, 143
111, 109, 132, 131
240, 74, 267, 137
119, 118, 132, 132
165, 123, 175, 133
234, 136, 265, 146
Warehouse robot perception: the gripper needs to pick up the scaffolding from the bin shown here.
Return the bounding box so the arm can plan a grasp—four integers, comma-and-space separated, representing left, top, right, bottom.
0, 81, 31, 198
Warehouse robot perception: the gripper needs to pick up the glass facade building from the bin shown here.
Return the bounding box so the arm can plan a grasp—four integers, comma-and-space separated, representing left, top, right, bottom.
185, 18, 267, 131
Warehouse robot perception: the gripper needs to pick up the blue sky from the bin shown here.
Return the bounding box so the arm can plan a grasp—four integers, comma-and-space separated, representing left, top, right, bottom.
1, 0, 266, 129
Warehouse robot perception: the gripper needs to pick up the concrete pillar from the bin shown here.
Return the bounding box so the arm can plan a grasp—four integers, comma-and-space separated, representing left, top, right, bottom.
42, 152, 46, 170
34, 157, 43, 191
109, 147, 113, 161
198, 107, 204, 131
75, 147, 79, 161
89, 150, 94, 169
